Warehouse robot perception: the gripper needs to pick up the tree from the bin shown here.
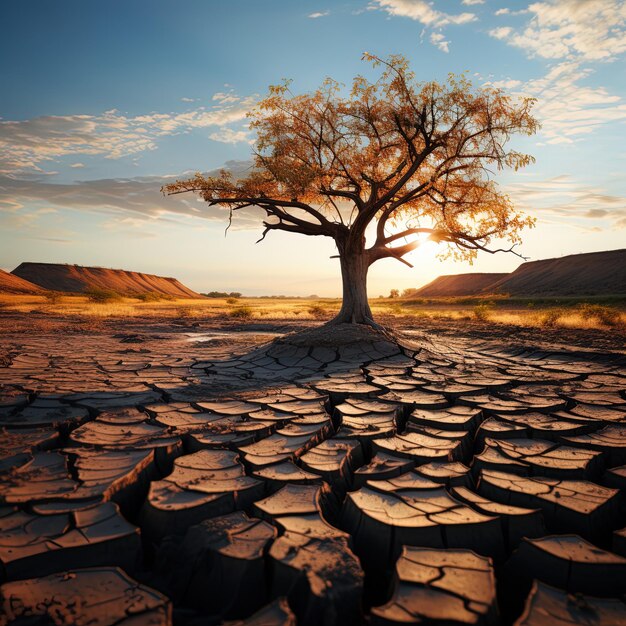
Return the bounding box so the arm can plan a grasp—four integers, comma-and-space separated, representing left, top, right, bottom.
164, 54, 538, 328
389, 289, 400, 299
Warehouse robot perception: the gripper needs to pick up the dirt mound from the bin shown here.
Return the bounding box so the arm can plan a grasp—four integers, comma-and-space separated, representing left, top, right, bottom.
11, 262, 201, 298
413, 273, 508, 297
0, 269, 45, 294
488, 249, 626, 296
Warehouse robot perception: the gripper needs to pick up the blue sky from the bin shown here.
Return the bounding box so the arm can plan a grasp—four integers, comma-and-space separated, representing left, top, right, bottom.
1, 0, 625, 295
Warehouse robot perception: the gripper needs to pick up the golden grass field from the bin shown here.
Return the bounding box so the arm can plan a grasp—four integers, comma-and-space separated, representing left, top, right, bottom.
1, 293, 624, 331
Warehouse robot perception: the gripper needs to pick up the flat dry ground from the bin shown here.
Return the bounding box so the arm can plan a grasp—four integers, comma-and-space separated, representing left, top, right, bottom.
1, 294, 624, 353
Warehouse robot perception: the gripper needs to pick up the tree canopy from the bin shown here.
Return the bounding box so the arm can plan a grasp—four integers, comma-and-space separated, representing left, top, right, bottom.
164, 54, 539, 326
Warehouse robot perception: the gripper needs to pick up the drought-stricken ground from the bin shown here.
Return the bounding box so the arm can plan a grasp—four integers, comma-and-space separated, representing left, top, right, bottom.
0, 311, 625, 625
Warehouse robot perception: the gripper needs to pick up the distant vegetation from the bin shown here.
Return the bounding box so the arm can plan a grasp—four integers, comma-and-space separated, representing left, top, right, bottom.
1, 293, 623, 332
135, 292, 174, 302
203, 291, 242, 298
229, 305, 253, 320
85, 288, 123, 303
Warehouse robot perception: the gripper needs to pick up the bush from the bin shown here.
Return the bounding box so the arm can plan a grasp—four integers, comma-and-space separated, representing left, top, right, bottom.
226, 297, 238, 305
44, 291, 63, 304
308, 304, 327, 319
577, 303, 621, 327
537, 308, 564, 328
229, 305, 253, 320
135, 292, 165, 302
85, 288, 122, 303
472, 301, 495, 321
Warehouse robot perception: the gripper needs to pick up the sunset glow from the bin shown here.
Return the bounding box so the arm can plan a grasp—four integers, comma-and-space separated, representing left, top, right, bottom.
1, 0, 624, 295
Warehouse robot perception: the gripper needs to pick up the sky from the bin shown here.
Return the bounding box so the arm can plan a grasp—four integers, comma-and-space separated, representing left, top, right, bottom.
1, 0, 625, 296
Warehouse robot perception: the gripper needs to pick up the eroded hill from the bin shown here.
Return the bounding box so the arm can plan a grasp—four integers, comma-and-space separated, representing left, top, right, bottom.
413, 249, 626, 298
0, 269, 45, 294
413, 273, 508, 297
489, 249, 626, 296
11, 262, 201, 298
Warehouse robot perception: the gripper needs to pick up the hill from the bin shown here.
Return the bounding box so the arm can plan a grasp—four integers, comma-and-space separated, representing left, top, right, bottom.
11, 263, 202, 298
0, 269, 45, 294
488, 249, 626, 296
413, 273, 508, 297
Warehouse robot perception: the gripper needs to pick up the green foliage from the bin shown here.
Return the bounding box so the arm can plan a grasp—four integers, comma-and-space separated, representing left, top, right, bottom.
229, 305, 253, 320
85, 288, 122, 303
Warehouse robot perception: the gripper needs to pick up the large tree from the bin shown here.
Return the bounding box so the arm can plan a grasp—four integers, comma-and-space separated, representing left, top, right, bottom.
164, 54, 538, 328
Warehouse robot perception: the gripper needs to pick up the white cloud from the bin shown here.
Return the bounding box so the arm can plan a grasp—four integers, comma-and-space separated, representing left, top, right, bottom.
495, 8, 510, 15
490, 0, 626, 61
430, 32, 450, 52
308, 10, 329, 18
0, 94, 256, 175
518, 61, 626, 144
372, 0, 476, 27
0, 161, 264, 230
487, 78, 522, 89
208, 128, 252, 144
180, 97, 198, 103
462, 0, 484, 5
69, 162, 85, 168
489, 26, 512, 39
505, 174, 626, 228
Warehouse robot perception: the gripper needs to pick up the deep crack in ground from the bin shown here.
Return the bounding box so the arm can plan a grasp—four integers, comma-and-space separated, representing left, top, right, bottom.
0, 323, 625, 625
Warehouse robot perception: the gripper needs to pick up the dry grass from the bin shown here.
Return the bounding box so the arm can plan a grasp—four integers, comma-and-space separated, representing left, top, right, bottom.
0, 294, 624, 331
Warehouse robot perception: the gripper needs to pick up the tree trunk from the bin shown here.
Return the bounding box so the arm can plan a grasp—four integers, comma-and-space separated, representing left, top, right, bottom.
330, 247, 379, 327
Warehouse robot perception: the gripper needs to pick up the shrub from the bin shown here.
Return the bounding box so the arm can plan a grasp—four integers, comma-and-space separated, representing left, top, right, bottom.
537, 308, 564, 328
44, 291, 63, 304
229, 305, 253, 320
226, 297, 238, 305
308, 304, 327, 319
472, 301, 495, 321
85, 288, 122, 303
577, 303, 621, 327
135, 292, 164, 302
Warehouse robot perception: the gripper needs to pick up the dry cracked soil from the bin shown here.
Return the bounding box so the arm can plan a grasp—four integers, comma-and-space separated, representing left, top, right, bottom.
0, 314, 625, 626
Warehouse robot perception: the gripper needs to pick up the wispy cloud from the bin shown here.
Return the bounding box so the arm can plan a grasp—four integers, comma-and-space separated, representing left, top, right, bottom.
372, 0, 476, 27
430, 32, 450, 53
0, 161, 265, 231
489, 26, 512, 39
462, 0, 484, 5
370, 0, 476, 52
505, 174, 626, 229
490, 0, 626, 61
517, 61, 626, 144
308, 10, 329, 18
0, 93, 256, 176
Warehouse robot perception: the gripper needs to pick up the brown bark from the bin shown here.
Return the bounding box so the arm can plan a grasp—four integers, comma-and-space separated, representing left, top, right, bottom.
329, 241, 380, 328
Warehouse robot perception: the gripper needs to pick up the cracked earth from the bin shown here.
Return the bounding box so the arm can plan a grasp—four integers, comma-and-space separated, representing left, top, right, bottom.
0, 319, 625, 625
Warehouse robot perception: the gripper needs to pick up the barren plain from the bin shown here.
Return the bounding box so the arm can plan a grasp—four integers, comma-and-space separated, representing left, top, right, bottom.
1, 299, 625, 625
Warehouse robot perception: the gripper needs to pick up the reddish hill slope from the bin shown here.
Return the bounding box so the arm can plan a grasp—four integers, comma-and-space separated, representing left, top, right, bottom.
413, 273, 508, 297
11, 263, 202, 298
0, 269, 45, 294
487, 249, 626, 296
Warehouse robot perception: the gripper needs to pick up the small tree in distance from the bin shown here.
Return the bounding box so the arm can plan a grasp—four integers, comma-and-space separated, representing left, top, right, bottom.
164, 54, 538, 328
